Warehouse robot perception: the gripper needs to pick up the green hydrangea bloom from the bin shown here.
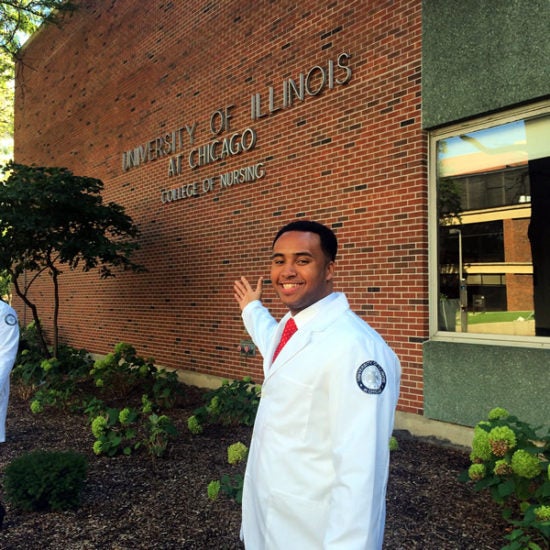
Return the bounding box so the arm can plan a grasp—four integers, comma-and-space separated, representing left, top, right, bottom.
95, 378, 104, 388
511, 449, 541, 479
30, 400, 43, 414
227, 442, 248, 465
91, 416, 108, 438
488, 426, 517, 456
493, 459, 512, 476
488, 425, 516, 447
534, 505, 550, 522
487, 407, 510, 420
118, 407, 132, 425
207, 480, 221, 500
93, 440, 103, 455
187, 415, 203, 435
470, 426, 492, 461
389, 436, 399, 451
41, 359, 54, 372
207, 396, 220, 415
93, 353, 113, 370
468, 463, 486, 481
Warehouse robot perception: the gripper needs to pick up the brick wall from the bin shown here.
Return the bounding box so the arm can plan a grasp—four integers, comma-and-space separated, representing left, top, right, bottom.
504, 218, 534, 311
14, 0, 426, 414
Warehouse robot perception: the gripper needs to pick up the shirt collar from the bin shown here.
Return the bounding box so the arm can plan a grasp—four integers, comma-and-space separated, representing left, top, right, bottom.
291, 292, 339, 329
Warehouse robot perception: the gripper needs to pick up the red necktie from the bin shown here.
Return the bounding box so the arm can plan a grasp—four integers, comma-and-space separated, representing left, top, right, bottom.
272, 317, 297, 361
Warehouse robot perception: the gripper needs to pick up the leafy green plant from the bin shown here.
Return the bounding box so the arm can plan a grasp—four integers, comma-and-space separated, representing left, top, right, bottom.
144, 413, 178, 458
187, 377, 260, 434
91, 406, 140, 457
15, 339, 185, 417
461, 408, 550, 550
13, 327, 94, 408
90, 342, 184, 407
12, 339, 183, 459
90, 399, 177, 459
207, 442, 248, 504
3, 450, 87, 512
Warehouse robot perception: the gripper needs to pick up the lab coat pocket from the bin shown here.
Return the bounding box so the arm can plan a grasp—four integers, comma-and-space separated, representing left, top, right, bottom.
266, 490, 329, 550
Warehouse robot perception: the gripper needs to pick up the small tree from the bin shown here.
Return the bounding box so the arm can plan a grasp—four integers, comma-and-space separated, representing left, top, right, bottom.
0, 162, 143, 357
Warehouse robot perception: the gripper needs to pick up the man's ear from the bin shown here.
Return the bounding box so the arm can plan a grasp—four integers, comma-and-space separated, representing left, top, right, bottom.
325, 261, 335, 282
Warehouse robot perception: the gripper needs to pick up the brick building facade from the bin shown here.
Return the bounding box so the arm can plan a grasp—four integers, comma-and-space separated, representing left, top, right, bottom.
14, 0, 426, 415
13, 0, 550, 434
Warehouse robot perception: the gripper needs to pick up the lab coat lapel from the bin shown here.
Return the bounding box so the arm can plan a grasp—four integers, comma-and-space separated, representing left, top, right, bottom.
267, 326, 313, 376
265, 293, 350, 377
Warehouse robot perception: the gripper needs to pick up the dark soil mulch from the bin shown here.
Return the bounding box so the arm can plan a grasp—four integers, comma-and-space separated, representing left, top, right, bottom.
0, 387, 508, 549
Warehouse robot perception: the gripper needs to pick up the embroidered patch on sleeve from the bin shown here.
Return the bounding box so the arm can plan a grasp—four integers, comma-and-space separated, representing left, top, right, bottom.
4, 313, 17, 326
356, 360, 386, 394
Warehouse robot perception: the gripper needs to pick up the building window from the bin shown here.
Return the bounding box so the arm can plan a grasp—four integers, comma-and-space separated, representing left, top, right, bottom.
432, 104, 550, 339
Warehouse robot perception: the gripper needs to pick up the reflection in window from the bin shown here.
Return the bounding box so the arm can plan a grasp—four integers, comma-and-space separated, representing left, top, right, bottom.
436, 112, 550, 337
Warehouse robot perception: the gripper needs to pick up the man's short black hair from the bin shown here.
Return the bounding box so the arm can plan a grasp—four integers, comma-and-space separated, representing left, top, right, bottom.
272, 220, 338, 261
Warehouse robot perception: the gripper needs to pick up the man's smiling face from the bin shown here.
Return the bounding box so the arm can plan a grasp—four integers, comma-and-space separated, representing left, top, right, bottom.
270, 230, 335, 315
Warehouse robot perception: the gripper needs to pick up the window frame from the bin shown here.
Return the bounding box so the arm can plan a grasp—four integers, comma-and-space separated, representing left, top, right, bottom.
428, 99, 550, 348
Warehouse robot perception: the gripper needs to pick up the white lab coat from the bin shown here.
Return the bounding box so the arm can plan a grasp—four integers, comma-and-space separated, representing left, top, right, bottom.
240, 292, 400, 550
0, 300, 20, 443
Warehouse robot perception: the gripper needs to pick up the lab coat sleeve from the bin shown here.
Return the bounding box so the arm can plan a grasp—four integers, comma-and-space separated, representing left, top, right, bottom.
241, 300, 278, 358
324, 336, 400, 549
1, 305, 20, 443
0, 308, 19, 388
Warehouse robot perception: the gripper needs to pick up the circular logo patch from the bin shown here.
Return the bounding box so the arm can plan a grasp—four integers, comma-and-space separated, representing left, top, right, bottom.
356, 361, 386, 394
4, 313, 17, 326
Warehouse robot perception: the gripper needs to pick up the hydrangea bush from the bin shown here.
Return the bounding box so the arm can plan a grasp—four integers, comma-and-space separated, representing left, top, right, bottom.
90, 401, 177, 458
187, 377, 260, 435
462, 407, 550, 550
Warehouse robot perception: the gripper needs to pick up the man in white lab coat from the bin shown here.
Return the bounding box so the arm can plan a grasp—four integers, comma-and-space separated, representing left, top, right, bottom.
0, 299, 20, 443
234, 220, 401, 549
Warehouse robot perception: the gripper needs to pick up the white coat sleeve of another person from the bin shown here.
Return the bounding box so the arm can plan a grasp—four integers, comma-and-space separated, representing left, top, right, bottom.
324, 316, 400, 548
0, 301, 20, 443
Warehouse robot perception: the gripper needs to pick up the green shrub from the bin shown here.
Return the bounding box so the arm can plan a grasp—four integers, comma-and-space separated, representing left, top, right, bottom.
90, 342, 184, 406
90, 400, 177, 459
15, 339, 185, 424
208, 442, 248, 504
461, 408, 550, 550
15, 339, 183, 460
91, 406, 140, 457
188, 377, 260, 434
3, 450, 87, 512
13, 325, 93, 408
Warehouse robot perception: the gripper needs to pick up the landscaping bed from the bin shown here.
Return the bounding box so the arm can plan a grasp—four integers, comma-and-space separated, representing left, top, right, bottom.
0, 388, 507, 549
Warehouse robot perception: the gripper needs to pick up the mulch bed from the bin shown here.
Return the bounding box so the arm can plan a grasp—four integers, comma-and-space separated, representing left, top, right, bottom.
0, 386, 508, 549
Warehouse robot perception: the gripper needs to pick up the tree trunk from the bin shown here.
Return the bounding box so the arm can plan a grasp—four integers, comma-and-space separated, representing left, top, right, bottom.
11, 272, 51, 358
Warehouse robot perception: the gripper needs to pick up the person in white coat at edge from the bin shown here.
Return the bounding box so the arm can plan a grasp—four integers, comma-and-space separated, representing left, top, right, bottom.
233, 220, 401, 550
0, 299, 20, 444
